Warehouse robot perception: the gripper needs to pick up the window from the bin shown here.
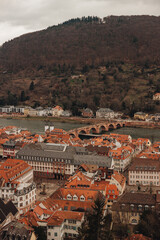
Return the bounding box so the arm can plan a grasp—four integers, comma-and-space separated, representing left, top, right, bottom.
145, 205, 149, 211
54, 233, 57, 237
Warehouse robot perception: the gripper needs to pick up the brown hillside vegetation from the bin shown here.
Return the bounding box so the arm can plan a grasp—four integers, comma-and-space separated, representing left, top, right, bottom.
0, 15, 160, 71
0, 15, 160, 115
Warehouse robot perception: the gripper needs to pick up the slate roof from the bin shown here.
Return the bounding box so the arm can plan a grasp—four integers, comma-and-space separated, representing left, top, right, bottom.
16, 143, 112, 168
0, 220, 34, 239
73, 154, 112, 168
17, 144, 74, 160
16, 143, 88, 161
128, 158, 160, 172
0, 199, 18, 224
112, 192, 156, 212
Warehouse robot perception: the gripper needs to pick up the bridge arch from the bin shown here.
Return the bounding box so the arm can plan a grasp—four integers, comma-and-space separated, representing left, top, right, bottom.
79, 130, 87, 135
108, 124, 115, 130
90, 127, 98, 134
116, 123, 121, 129
99, 125, 108, 133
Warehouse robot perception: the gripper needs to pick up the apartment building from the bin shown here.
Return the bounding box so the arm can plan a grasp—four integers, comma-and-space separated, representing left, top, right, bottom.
16, 143, 113, 179
13, 182, 36, 215
47, 211, 84, 240
128, 158, 160, 186
0, 159, 36, 215
109, 146, 134, 172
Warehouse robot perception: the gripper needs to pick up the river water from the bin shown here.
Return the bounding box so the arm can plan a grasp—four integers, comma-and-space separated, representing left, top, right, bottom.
0, 118, 160, 142
0, 118, 86, 134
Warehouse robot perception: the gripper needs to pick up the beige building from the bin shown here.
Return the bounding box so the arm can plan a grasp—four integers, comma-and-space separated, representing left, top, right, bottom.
96, 108, 119, 119
28, 108, 37, 116
47, 211, 84, 240
128, 158, 160, 186
52, 106, 64, 117
134, 112, 148, 121
23, 107, 31, 116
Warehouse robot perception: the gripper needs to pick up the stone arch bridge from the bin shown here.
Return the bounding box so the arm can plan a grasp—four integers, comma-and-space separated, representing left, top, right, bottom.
68, 121, 126, 138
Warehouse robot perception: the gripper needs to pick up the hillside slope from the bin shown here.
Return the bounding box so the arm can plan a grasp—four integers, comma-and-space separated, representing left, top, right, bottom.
0, 15, 160, 71
0, 15, 160, 114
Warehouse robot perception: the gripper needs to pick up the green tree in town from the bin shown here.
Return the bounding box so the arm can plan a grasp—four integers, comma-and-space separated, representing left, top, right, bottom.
77, 196, 113, 240
135, 210, 160, 240
33, 226, 47, 240
112, 223, 129, 240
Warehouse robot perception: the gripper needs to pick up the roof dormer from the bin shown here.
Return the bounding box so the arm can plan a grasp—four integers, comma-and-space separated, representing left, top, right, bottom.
73, 194, 78, 201
67, 194, 72, 200
80, 195, 85, 201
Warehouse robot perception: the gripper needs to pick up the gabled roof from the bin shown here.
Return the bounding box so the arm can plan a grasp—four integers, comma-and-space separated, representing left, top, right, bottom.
112, 171, 126, 188
53, 210, 84, 221
128, 158, 160, 171
0, 199, 18, 224
0, 159, 32, 185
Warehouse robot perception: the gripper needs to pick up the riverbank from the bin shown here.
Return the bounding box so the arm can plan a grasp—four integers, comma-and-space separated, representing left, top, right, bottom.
1, 115, 160, 130
0, 115, 104, 125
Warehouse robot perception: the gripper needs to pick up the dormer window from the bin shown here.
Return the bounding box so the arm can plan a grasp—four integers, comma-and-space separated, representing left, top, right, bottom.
80, 195, 85, 201
121, 203, 125, 209
145, 205, 149, 211
73, 195, 78, 201
67, 194, 72, 200
138, 205, 142, 211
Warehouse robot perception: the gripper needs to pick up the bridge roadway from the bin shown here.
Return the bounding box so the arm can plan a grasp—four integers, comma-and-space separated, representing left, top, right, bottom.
68, 120, 160, 138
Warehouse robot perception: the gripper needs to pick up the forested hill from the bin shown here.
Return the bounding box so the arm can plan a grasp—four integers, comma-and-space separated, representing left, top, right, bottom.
0, 15, 160, 71
0, 15, 160, 115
